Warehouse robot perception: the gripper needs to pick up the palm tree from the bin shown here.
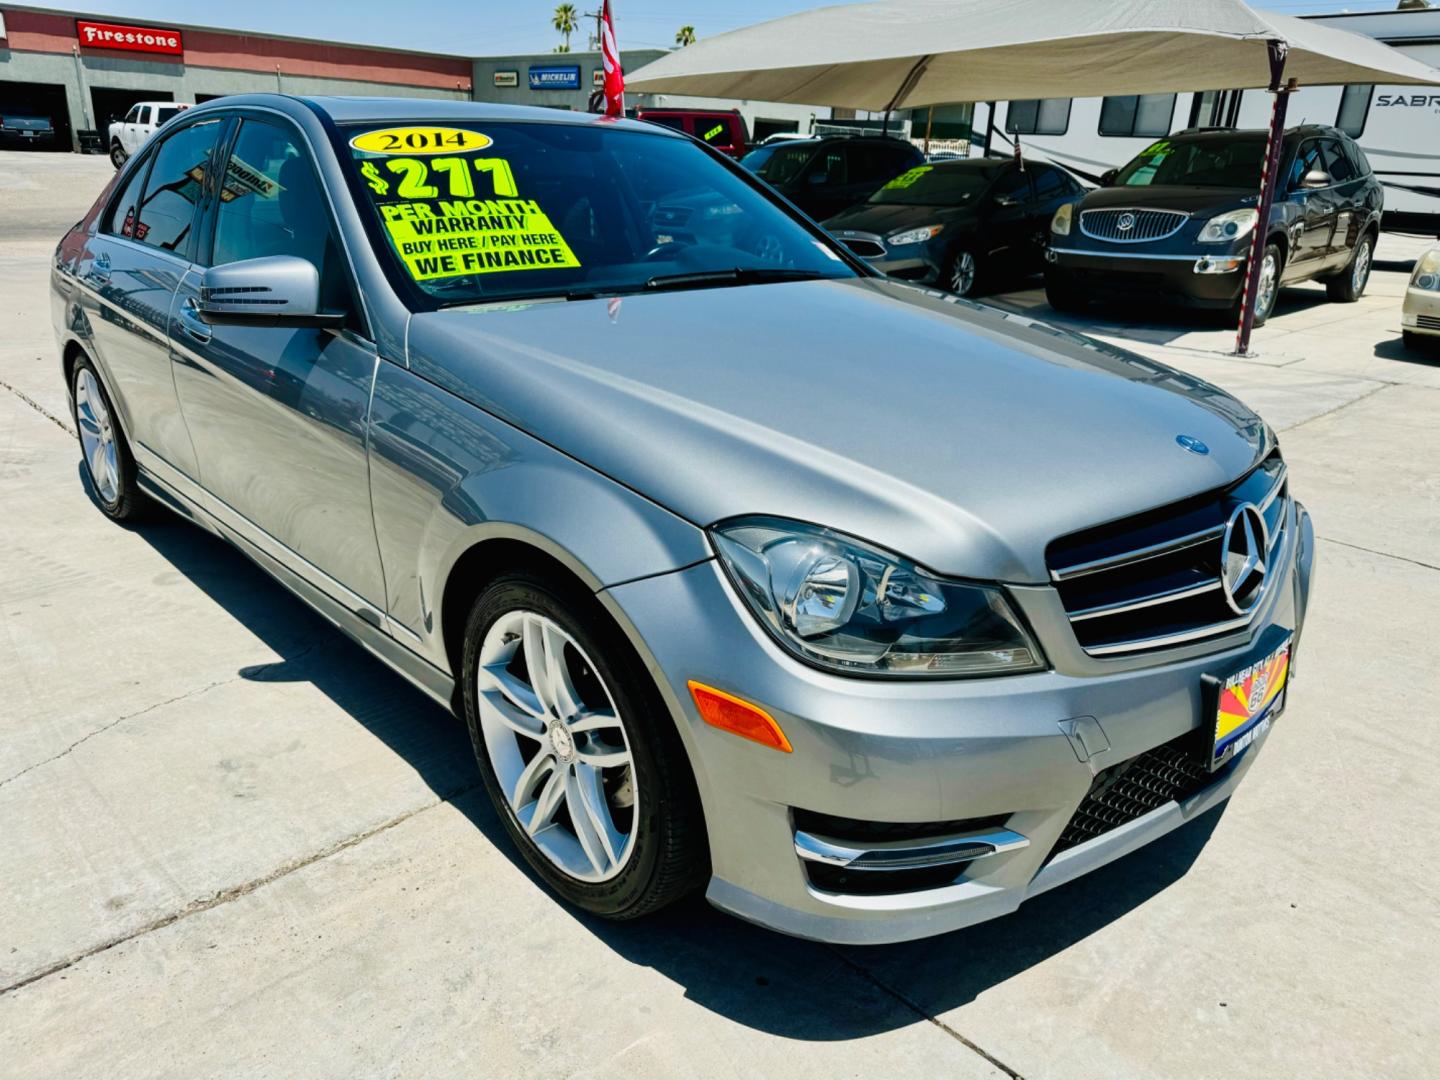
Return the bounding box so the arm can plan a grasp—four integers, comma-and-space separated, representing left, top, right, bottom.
553, 4, 579, 53
675, 25, 697, 47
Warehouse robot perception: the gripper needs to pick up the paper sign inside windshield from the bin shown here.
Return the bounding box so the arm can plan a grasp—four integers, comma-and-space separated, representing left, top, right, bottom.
884, 166, 932, 190
354, 138, 580, 282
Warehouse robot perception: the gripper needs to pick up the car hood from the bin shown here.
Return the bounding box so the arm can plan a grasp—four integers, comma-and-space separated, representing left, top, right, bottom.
1080, 185, 1255, 215
824, 202, 976, 235
407, 279, 1267, 583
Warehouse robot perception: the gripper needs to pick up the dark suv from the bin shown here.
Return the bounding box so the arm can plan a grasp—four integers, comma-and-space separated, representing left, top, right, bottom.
1044, 125, 1383, 325
740, 134, 925, 220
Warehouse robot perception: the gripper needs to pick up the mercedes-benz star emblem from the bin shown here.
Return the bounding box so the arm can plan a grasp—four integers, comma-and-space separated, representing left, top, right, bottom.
1117, 212, 1137, 232
1220, 503, 1269, 615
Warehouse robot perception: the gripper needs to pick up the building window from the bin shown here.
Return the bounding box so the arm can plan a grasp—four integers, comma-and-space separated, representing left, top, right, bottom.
1336, 84, 1373, 139
1099, 94, 1176, 138
1005, 98, 1071, 136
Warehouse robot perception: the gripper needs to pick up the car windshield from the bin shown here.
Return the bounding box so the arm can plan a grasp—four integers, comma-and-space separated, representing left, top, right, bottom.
341, 121, 854, 308
1114, 137, 1266, 187
868, 163, 1000, 206
741, 142, 816, 185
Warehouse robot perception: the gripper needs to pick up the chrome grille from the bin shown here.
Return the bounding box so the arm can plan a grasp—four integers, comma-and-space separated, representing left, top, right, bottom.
1047, 454, 1288, 658
1417, 314, 1440, 331
1079, 208, 1188, 243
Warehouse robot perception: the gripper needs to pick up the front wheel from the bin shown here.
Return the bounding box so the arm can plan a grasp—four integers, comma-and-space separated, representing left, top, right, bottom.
461, 572, 707, 919
109, 141, 127, 169
943, 247, 980, 297
1237, 243, 1283, 328
1326, 233, 1374, 303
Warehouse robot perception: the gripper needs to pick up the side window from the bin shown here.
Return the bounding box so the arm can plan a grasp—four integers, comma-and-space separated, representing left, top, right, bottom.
212, 118, 351, 314
992, 170, 1032, 203
133, 118, 225, 260
695, 115, 733, 147
645, 114, 684, 131
1345, 138, 1372, 178
848, 145, 900, 183
105, 156, 151, 239
124, 105, 141, 125
1098, 94, 1175, 138
1032, 167, 1068, 200
1320, 138, 1357, 184
139, 106, 153, 126
807, 148, 847, 185
1005, 99, 1071, 136
1288, 141, 1325, 190
1336, 84, 1373, 139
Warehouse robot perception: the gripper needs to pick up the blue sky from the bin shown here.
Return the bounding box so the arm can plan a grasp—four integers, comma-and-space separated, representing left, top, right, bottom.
37, 0, 1407, 57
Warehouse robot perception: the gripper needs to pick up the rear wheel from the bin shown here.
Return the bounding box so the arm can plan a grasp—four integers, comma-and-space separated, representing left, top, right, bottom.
461, 572, 706, 918
109, 141, 127, 169
1326, 233, 1374, 303
70, 357, 148, 521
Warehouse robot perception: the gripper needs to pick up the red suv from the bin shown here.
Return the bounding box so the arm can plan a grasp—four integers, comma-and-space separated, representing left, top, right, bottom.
637, 108, 749, 158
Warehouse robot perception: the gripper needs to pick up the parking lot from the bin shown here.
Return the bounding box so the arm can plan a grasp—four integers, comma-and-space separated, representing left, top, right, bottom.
2, 146, 1438, 1078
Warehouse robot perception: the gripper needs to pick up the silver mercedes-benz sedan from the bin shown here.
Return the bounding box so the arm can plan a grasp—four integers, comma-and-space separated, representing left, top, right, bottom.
52, 96, 1314, 944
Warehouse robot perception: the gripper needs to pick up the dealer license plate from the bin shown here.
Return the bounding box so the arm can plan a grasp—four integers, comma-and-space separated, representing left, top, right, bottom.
1209, 638, 1290, 771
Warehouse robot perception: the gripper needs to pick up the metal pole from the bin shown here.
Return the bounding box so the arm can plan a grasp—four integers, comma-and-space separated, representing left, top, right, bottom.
1234, 40, 1293, 357
923, 107, 933, 154
981, 101, 995, 158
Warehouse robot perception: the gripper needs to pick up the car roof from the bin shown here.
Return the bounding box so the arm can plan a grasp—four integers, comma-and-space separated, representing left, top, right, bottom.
185, 93, 674, 139
1168, 124, 1344, 144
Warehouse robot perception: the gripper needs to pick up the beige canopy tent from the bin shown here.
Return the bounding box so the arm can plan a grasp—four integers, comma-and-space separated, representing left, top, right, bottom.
626, 0, 1440, 110
628, 0, 1440, 354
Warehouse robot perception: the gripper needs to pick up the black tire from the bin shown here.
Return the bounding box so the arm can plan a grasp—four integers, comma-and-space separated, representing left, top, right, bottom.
69, 355, 149, 522
1326, 232, 1375, 303
109, 141, 127, 170
1237, 243, 1283, 328
1044, 271, 1087, 314
943, 246, 981, 298
460, 571, 707, 919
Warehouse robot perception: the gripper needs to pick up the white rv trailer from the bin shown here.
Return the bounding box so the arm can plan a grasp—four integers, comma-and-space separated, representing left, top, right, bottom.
967, 7, 1440, 234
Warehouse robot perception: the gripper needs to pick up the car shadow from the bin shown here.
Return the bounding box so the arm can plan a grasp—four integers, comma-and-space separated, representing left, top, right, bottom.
107, 471, 1232, 1041
1374, 335, 1440, 366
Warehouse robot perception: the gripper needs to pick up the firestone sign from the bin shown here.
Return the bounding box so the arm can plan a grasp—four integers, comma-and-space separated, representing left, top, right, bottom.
76, 20, 184, 56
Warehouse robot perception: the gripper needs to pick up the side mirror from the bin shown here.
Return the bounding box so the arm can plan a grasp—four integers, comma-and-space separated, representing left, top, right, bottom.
199, 255, 343, 328
1300, 169, 1331, 190
1099, 168, 1118, 187
994, 193, 1020, 208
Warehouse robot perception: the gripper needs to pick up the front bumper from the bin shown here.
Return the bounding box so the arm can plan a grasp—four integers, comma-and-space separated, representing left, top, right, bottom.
604, 500, 1315, 944
1046, 244, 1247, 308
1401, 285, 1440, 337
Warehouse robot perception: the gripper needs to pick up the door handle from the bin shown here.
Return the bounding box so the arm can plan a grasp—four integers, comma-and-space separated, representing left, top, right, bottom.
178, 297, 212, 344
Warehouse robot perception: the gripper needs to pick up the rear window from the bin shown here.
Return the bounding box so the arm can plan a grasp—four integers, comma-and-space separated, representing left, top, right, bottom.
156, 106, 183, 126
340, 121, 854, 308
1114, 137, 1265, 187
695, 116, 737, 146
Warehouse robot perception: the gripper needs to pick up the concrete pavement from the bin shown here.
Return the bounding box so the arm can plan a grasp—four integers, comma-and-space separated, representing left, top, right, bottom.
2, 148, 1437, 1078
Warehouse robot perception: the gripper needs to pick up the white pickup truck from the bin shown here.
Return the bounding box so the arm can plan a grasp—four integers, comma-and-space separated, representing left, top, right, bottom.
108, 101, 189, 168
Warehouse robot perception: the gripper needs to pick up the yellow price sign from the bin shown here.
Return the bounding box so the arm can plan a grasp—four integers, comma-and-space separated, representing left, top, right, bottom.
884, 166, 932, 190
350, 126, 494, 156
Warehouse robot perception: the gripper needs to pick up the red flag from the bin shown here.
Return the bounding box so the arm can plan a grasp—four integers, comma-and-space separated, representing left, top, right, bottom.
601, 0, 625, 118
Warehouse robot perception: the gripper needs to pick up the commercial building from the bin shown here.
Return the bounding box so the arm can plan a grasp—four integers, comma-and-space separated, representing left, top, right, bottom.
0, 4, 829, 152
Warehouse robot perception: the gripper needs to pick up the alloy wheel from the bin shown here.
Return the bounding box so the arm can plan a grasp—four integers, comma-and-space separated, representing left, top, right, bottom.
948, 251, 976, 296
1352, 239, 1372, 294
475, 610, 637, 883
1256, 250, 1279, 318
75, 368, 120, 505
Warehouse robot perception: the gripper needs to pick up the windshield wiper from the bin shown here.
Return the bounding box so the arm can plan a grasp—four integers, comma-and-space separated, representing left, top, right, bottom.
643, 267, 829, 293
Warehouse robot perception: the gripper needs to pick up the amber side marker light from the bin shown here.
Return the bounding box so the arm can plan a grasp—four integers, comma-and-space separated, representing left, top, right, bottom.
687, 681, 793, 753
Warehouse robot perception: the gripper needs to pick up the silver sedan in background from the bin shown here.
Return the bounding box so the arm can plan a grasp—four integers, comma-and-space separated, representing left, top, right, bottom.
51, 96, 1314, 944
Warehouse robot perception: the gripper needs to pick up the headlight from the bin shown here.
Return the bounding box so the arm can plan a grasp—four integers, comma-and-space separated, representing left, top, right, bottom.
1198, 209, 1258, 244
711, 518, 1045, 678
1050, 202, 1074, 236
887, 224, 944, 246
1411, 249, 1440, 291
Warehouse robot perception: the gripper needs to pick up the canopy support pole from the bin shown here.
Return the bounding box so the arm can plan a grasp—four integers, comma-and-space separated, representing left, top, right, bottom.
880, 54, 933, 138
1234, 40, 1294, 357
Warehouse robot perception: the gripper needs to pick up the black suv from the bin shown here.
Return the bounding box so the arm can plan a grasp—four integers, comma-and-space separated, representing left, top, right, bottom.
740, 134, 925, 220
1044, 125, 1383, 325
